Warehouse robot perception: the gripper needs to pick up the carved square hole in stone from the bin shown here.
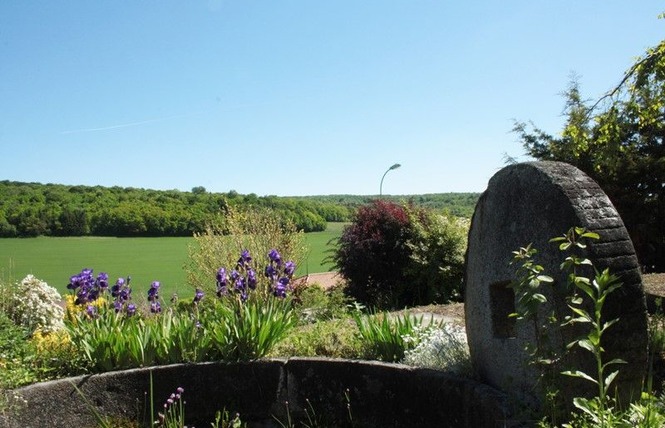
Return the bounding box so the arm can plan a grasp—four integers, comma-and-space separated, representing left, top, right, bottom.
491, 280, 516, 338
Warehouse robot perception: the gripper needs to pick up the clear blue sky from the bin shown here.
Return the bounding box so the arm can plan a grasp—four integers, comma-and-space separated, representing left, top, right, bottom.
1, 2, 663, 196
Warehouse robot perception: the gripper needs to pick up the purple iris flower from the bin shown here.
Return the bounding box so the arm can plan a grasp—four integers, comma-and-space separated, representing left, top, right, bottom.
126, 303, 137, 316
237, 249, 252, 269
247, 268, 257, 289
67, 274, 80, 290
284, 261, 296, 277
87, 288, 100, 302
264, 264, 277, 280
111, 278, 125, 297
272, 279, 288, 298
235, 276, 246, 292
216, 268, 227, 286
85, 305, 97, 318
216, 283, 228, 297
148, 281, 160, 302
150, 301, 162, 313
68, 268, 94, 297
75, 290, 87, 306
268, 249, 282, 266
193, 288, 204, 304
97, 272, 109, 289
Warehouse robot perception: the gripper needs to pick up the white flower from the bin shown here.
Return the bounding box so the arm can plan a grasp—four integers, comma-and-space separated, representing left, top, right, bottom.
402, 323, 471, 374
11, 275, 64, 334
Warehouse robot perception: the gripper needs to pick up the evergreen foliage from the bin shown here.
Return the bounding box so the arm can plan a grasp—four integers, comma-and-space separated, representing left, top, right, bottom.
514, 37, 665, 272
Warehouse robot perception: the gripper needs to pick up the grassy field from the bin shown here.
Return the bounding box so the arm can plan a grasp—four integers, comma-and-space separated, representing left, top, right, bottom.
0, 223, 346, 298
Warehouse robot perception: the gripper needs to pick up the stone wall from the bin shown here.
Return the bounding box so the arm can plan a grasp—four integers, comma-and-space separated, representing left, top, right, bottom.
2, 358, 515, 428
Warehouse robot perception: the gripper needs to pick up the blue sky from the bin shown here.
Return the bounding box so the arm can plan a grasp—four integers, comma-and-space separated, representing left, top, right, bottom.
1, 1, 663, 196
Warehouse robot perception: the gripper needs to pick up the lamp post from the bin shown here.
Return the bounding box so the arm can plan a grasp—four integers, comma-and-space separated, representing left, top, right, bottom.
379, 163, 401, 196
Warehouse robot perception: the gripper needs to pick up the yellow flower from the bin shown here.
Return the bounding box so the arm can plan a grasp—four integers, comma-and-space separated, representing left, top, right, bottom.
65, 295, 108, 323
30, 328, 73, 356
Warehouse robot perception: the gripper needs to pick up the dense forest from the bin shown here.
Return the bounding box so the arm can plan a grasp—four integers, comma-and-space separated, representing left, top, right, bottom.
0, 181, 479, 238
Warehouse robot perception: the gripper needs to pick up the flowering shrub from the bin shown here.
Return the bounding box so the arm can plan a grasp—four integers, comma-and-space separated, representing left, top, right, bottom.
11, 275, 64, 334
30, 328, 73, 355
402, 324, 471, 374
186, 206, 307, 298
111, 276, 135, 315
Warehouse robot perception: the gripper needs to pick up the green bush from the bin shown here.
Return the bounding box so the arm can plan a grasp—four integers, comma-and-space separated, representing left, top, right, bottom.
0, 311, 37, 388
296, 284, 351, 323
269, 318, 362, 359
404, 210, 468, 304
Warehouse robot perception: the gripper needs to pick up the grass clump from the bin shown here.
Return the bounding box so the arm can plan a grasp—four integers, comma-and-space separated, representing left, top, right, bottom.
352, 309, 438, 362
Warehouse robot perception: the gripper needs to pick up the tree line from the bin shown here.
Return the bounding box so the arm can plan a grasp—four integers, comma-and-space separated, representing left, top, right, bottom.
0, 181, 479, 238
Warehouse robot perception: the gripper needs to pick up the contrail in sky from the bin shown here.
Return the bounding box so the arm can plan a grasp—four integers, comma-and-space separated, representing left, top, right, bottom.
60, 111, 204, 135
60, 99, 283, 135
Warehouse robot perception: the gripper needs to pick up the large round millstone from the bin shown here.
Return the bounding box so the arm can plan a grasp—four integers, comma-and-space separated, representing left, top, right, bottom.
465, 161, 648, 413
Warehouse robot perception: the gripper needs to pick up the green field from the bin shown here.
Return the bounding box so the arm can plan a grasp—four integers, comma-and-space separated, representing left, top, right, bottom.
0, 223, 346, 298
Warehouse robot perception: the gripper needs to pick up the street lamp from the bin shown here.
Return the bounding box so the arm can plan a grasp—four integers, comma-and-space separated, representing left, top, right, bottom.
379, 163, 401, 196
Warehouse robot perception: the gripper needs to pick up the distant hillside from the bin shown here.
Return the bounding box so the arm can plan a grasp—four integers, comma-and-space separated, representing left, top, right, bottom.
0, 180, 479, 238
291, 193, 480, 218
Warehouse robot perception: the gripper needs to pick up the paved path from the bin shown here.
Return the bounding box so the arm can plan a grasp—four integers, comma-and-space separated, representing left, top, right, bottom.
294, 271, 345, 289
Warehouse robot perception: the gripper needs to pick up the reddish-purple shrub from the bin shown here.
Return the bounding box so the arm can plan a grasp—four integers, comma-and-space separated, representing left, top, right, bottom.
331, 200, 413, 309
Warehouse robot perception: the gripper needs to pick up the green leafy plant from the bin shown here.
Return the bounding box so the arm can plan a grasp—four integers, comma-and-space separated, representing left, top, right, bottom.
0, 311, 39, 388
210, 408, 246, 428
560, 268, 625, 425
206, 294, 298, 361
352, 310, 436, 362
269, 317, 362, 359
296, 284, 350, 324
510, 227, 664, 427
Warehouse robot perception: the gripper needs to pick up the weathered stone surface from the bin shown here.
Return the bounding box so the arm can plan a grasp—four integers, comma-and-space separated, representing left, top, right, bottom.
465, 161, 648, 414
3, 359, 514, 428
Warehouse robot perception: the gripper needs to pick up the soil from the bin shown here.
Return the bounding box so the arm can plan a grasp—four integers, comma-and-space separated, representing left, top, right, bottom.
643, 273, 665, 297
